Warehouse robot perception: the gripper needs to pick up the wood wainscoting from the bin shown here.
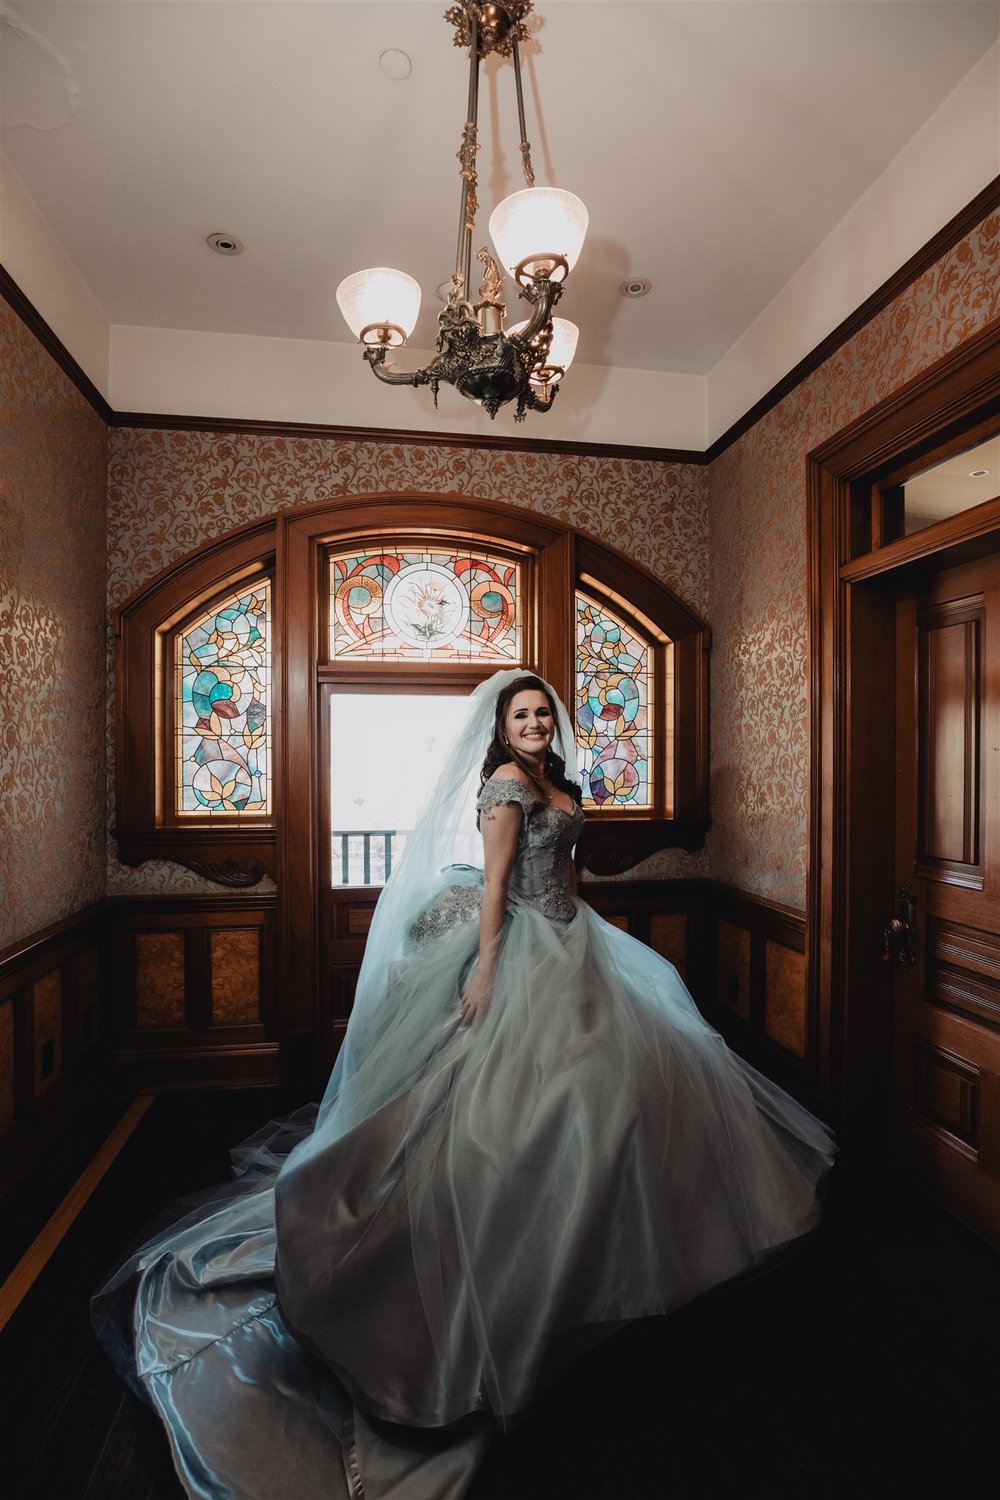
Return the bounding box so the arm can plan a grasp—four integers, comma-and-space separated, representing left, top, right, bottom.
0, 879, 818, 1268
326, 879, 818, 1108
111, 895, 280, 1092
0, 902, 115, 1272
695, 882, 819, 1107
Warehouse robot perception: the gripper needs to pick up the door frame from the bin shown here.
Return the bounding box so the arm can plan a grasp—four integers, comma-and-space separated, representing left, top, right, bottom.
808, 318, 1000, 1149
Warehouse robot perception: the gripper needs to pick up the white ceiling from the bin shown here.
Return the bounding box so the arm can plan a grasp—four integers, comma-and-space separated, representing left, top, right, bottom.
1, 1, 998, 410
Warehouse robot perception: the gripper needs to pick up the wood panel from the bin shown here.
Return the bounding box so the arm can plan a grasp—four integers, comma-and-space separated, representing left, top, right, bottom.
649, 912, 688, 982
927, 917, 1000, 1032
0, 903, 114, 1270
911, 1039, 980, 1157
696, 883, 819, 1103
893, 553, 1000, 1242
112, 898, 277, 1091
919, 601, 983, 878
765, 941, 808, 1060
716, 921, 751, 1023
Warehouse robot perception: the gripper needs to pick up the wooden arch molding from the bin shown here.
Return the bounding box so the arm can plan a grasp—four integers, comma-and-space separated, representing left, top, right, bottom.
114, 492, 710, 1041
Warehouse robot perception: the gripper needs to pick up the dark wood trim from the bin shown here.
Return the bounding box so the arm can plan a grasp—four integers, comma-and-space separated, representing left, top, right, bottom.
840, 495, 1000, 585
0, 900, 111, 978
707, 175, 1000, 462
108, 409, 705, 466
808, 314, 1000, 1146
113, 893, 278, 915
113, 830, 277, 886
5, 177, 998, 469
0, 266, 112, 423
577, 820, 708, 873
701, 879, 805, 929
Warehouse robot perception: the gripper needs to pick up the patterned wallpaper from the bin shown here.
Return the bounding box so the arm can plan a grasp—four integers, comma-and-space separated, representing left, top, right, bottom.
0, 301, 108, 951
106, 435, 709, 893
4, 206, 997, 929
707, 209, 1000, 910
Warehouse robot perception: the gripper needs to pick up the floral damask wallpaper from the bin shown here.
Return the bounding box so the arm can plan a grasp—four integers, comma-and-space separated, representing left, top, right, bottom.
106, 435, 709, 894
707, 210, 1000, 909
4, 204, 997, 929
0, 301, 108, 950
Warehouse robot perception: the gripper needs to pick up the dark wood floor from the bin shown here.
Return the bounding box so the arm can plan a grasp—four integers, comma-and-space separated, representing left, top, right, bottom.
2, 1088, 997, 1500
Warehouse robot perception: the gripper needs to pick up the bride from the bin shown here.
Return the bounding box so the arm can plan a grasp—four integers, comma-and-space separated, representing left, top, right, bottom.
95, 668, 835, 1499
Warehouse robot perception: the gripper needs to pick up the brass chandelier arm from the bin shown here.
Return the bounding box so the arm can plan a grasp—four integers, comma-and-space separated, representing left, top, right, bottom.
363, 348, 430, 386
507, 273, 564, 346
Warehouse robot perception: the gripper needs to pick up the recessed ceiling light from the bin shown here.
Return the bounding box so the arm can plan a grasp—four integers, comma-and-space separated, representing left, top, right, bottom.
379, 49, 412, 81
619, 277, 652, 299
207, 232, 243, 255
969, 468, 991, 478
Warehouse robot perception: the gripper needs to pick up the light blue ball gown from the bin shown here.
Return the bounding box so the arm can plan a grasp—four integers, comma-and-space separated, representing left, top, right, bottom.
94, 777, 835, 1500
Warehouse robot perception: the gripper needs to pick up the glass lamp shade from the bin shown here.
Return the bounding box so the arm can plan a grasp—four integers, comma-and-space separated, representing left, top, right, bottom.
489, 188, 589, 280
509, 317, 579, 382
336, 267, 421, 346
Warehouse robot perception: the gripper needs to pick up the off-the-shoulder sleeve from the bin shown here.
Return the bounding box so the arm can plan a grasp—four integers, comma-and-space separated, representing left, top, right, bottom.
476, 776, 539, 820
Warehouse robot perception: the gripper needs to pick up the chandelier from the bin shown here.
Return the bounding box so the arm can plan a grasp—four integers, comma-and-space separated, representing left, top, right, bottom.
336, 1, 588, 422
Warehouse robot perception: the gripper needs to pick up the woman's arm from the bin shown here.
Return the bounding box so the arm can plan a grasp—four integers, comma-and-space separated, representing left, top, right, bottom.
460, 798, 521, 1026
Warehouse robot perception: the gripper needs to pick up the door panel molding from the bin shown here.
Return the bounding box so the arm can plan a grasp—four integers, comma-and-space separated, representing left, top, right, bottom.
809, 317, 1000, 1144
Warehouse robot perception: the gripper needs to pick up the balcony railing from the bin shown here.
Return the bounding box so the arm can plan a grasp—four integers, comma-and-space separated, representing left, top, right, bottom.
331, 827, 482, 887
331, 829, 405, 887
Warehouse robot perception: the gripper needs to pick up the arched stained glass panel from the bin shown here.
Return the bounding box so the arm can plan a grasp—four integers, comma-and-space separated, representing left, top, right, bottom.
329, 547, 522, 662
575, 591, 654, 811
174, 582, 271, 817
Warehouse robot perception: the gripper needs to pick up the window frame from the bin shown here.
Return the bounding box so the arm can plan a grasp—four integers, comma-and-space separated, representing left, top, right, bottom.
114, 498, 709, 895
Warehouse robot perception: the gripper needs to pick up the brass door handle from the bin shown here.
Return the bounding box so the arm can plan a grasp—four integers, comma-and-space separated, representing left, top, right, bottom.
882, 886, 916, 966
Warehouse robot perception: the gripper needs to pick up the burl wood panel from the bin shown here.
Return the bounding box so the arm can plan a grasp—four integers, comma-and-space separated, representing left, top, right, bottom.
716, 920, 750, 1021
921, 611, 981, 869
649, 913, 688, 982
0, 999, 15, 1135
209, 930, 261, 1025
604, 916, 630, 933
134, 932, 186, 1028
32, 969, 63, 1091
912, 1038, 979, 1151
764, 941, 807, 1059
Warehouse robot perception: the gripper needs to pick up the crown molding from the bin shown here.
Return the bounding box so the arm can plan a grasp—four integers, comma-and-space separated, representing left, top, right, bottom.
0, 266, 112, 424
705, 173, 1000, 462
107, 409, 706, 465
3, 175, 998, 466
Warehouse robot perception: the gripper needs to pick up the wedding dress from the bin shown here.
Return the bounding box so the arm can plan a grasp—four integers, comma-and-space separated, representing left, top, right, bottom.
94, 675, 835, 1500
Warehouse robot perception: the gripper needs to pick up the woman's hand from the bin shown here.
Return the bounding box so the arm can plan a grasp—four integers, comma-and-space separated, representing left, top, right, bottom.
460, 965, 493, 1026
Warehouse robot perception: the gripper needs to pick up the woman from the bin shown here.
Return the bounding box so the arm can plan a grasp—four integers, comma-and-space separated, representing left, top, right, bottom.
95, 669, 834, 1499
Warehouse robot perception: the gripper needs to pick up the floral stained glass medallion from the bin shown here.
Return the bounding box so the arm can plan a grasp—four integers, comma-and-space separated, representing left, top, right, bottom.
576, 592, 653, 810
175, 582, 271, 817
329, 548, 521, 661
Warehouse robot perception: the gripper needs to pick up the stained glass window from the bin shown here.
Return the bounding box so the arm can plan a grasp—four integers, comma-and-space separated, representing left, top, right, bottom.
575, 592, 654, 810
174, 582, 271, 817
329, 547, 521, 661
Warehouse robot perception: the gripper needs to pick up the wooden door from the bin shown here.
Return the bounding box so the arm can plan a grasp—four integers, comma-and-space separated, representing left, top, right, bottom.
893, 553, 1000, 1241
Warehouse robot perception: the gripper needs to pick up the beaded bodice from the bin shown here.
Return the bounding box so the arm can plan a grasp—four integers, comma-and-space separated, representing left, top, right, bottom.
476, 776, 584, 924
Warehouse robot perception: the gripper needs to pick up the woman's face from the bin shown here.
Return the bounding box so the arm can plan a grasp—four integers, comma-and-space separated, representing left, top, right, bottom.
504, 689, 554, 759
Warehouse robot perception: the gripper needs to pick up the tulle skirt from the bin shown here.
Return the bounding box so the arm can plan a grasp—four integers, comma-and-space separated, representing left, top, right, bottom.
94, 888, 835, 1498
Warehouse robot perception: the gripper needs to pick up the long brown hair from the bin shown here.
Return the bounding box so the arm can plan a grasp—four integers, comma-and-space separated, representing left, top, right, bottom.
479, 675, 582, 804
